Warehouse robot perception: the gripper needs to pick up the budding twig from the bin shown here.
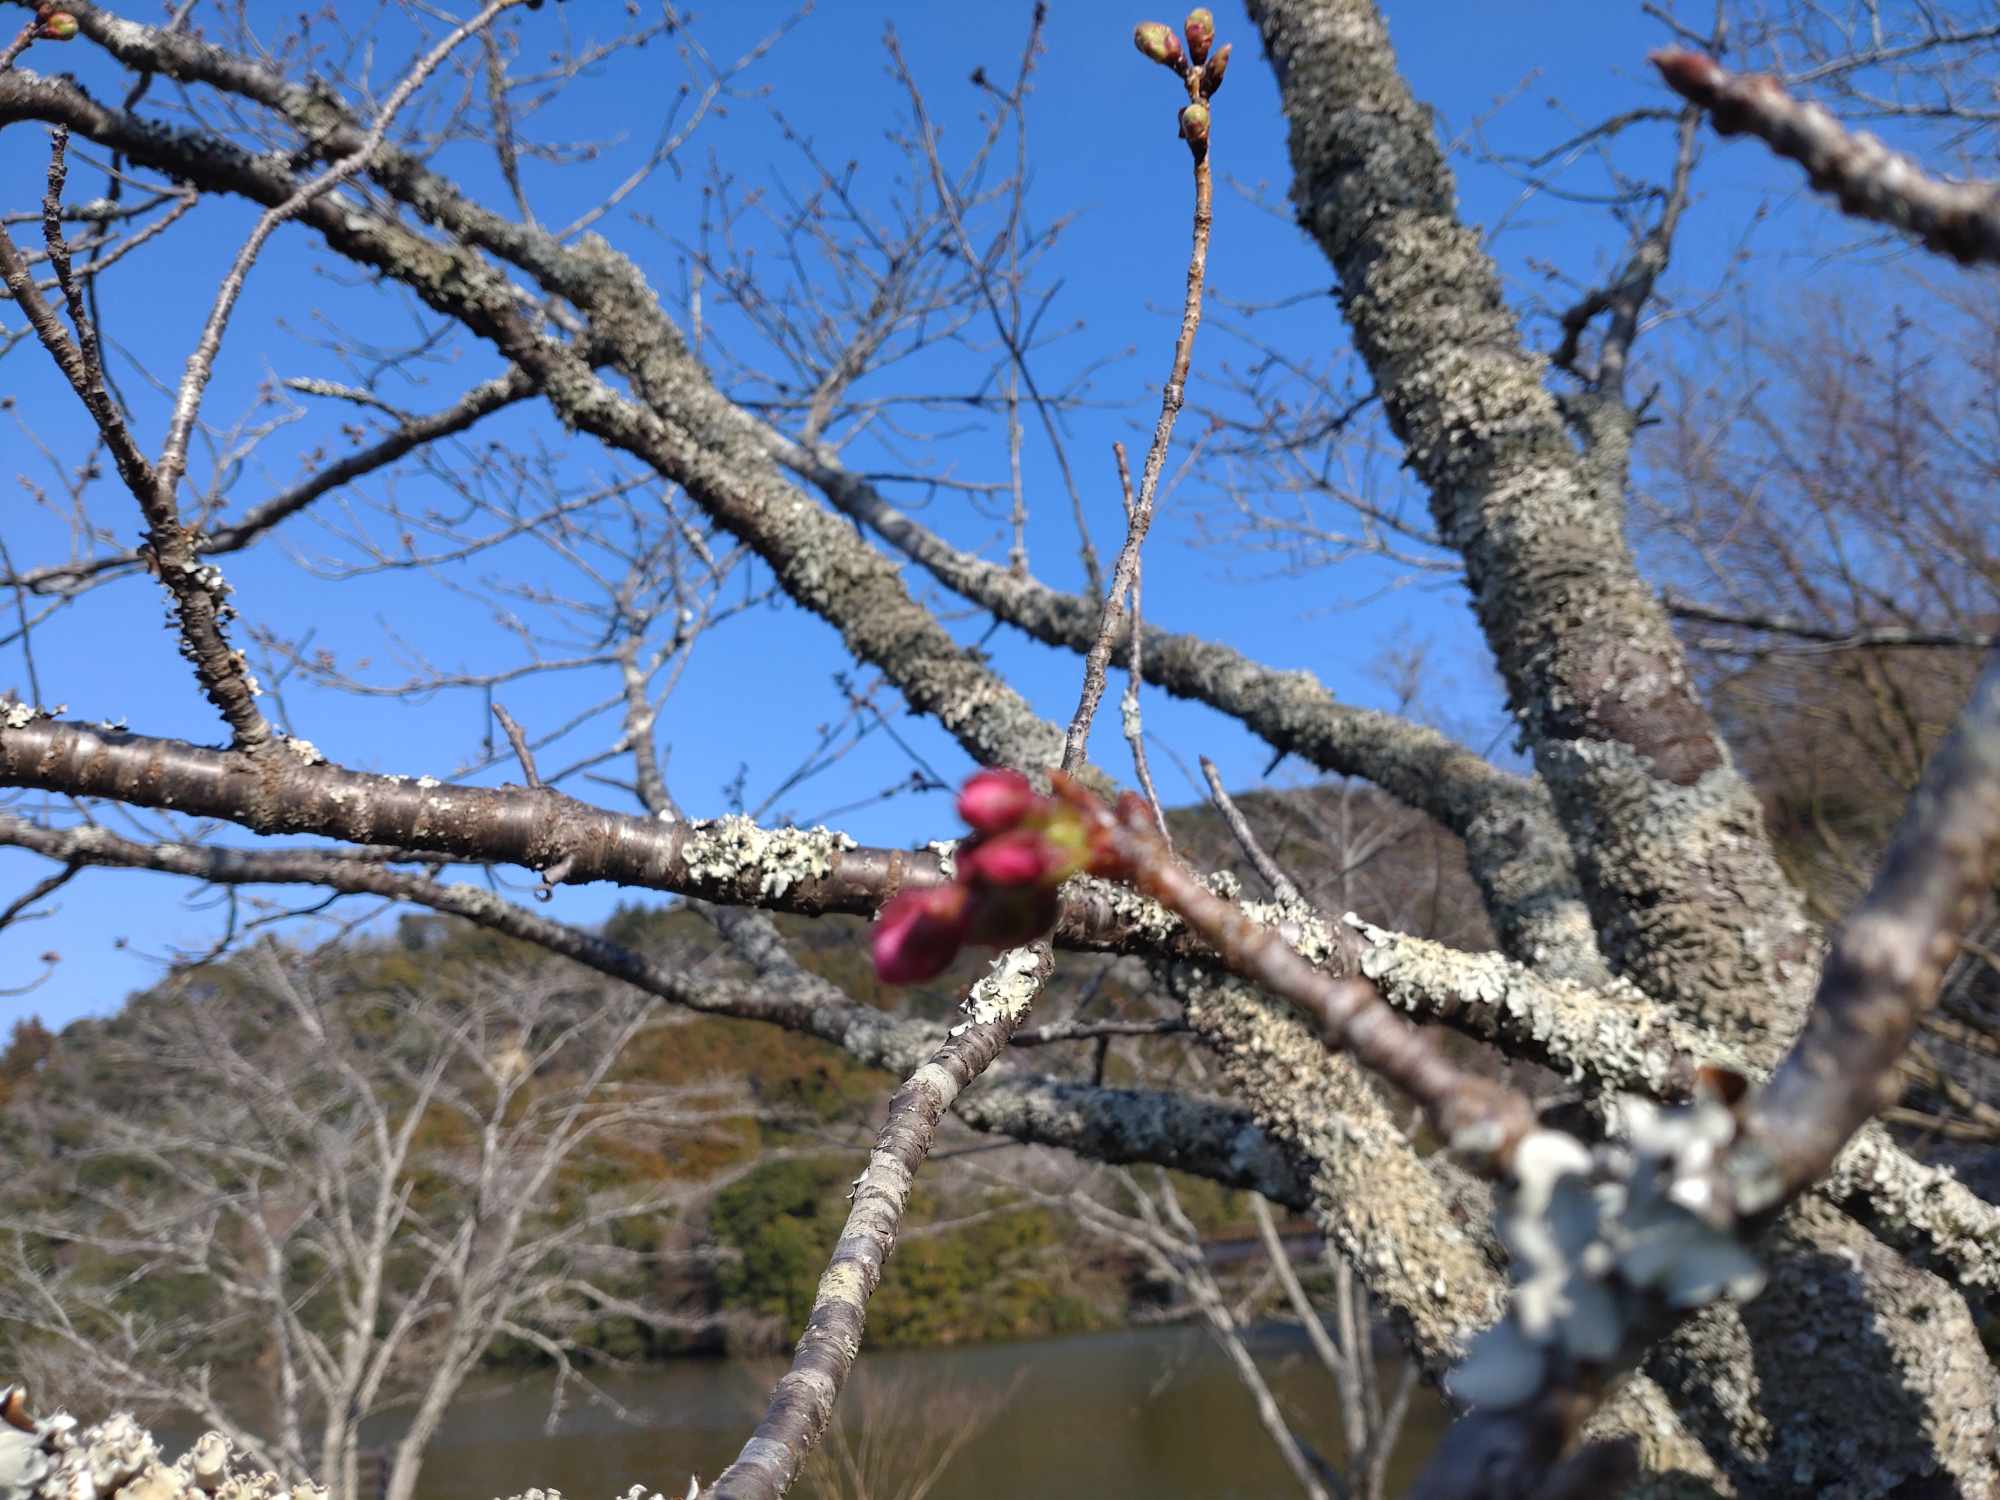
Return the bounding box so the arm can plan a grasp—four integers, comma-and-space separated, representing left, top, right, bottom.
1064, 13, 1218, 771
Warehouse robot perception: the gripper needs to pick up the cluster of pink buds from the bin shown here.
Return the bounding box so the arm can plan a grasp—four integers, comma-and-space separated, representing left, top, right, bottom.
870, 770, 1125, 985
1133, 10, 1232, 162
33, 4, 78, 40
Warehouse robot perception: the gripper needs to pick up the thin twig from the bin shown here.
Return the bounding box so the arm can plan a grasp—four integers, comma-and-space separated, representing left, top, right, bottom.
489, 702, 543, 789
1200, 755, 1302, 904
0, 19, 35, 73
1061, 108, 1213, 769
6, 369, 542, 599
887, 17, 1105, 600
1009, 1016, 1189, 1045
0, 862, 79, 931
154, 0, 525, 496
1116, 460, 1170, 839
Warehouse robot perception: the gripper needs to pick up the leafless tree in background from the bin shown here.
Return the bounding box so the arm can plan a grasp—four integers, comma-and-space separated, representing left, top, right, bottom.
0, 947, 756, 1500
0, 2, 1995, 1498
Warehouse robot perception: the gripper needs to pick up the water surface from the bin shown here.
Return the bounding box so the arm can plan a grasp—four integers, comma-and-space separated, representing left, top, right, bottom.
399, 1325, 1446, 1500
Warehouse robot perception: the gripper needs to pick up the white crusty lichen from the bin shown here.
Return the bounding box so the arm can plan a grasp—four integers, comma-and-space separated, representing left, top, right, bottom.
0, 1415, 48, 1500
498, 1484, 691, 1500
1061, 873, 1184, 945
0, 702, 57, 731
925, 838, 960, 880
1447, 1100, 1767, 1413
0, 1397, 323, 1500
1240, 898, 1337, 963
962, 945, 1045, 1024
1824, 1124, 2000, 1291
677, 814, 857, 900
1345, 914, 1686, 1094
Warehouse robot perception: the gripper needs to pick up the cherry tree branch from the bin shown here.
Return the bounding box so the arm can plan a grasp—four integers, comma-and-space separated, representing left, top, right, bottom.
1653, 47, 2000, 265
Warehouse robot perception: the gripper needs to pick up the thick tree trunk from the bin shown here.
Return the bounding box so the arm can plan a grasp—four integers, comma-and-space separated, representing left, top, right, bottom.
1242, 2, 2000, 1491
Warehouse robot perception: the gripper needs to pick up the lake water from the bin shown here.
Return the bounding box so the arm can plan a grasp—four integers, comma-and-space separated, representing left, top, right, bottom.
395, 1324, 1446, 1500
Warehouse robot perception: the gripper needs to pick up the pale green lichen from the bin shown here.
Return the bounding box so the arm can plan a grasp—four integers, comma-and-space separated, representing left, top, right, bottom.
0, 1400, 323, 1500
677, 815, 857, 900
963, 946, 1044, 1024
1344, 914, 1685, 1094
1450, 1107, 1766, 1414
1824, 1125, 2000, 1291
1168, 958, 1502, 1363
1062, 873, 1184, 945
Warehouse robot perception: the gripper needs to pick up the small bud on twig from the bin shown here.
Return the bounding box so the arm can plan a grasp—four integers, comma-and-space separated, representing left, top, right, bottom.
1198, 41, 1230, 99
870, 769, 1123, 984
1183, 7, 1215, 65
34, 11, 78, 39
958, 768, 1036, 833
1132, 20, 1184, 72
1179, 101, 1210, 162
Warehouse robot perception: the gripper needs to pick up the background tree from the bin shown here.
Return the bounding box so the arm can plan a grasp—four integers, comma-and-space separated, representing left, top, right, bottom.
0, 942, 757, 1500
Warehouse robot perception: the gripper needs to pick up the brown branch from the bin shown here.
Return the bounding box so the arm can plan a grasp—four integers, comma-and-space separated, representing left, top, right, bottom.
0, 122, 269, 749
488, 702, 543, 789
0, 716, 1202, 961
1059, 775, 1539, 1169
1666, 594, 1996, 653
1061, 76, 1212, 771
1652, 48, 2000, 265
1199, 754, 1303, 904
1742, 646, 2000, 1209
708, 950, 1048, 1500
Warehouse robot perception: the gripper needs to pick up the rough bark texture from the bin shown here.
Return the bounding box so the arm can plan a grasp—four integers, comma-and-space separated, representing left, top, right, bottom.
1239, 5, 2000, 1492
1243, 0, 1815, 1047
1645, 1198, 1997, 1499
1166, 957, 1505, 1367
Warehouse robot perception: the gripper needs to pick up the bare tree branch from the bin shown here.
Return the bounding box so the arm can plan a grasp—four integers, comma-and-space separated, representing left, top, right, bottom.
1655, 46, 2000, 264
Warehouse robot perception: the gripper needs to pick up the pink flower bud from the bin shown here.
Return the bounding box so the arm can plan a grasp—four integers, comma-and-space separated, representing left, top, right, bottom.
35, 11, 79, 39
1183, 8, 1215, 65
1133, 21, 1184, 70
960, 830, 1053, 888
1199, 41, 1230, 98
871, 885, 970, 984
957, 768, 1037, 834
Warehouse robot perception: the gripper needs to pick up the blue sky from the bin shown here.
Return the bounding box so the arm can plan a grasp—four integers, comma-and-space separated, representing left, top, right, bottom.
0, 1, 1936, 1026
